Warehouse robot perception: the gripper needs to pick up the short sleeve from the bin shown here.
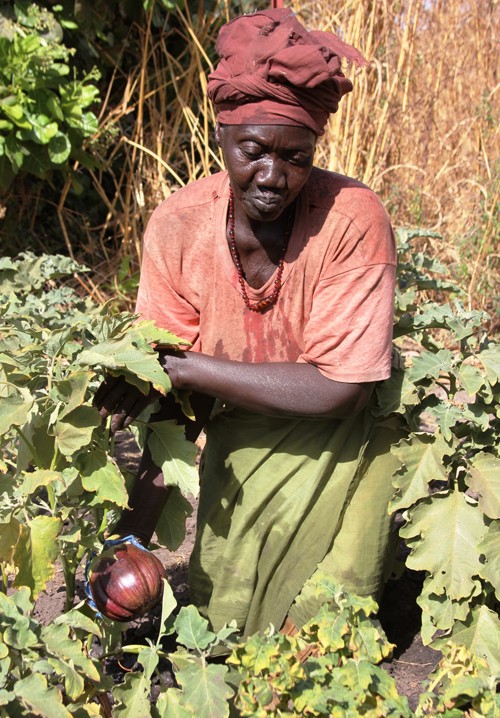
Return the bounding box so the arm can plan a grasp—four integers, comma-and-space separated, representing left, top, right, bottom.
135, 213, 200, 348
297, 263, 395, 382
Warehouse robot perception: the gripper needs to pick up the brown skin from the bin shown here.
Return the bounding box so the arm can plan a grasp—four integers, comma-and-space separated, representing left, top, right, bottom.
96, 123, 374, 544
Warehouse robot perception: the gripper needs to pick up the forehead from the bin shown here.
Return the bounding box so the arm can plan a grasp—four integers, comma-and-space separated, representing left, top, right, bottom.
220, 124, 317, 151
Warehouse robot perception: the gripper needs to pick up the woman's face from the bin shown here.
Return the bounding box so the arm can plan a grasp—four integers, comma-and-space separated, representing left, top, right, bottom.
216, 124, 316, 222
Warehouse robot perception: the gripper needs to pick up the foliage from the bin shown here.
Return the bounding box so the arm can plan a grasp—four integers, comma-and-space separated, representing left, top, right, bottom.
0, 1, 101, 190
0, 252, 197, 610
375, 227, 500, 673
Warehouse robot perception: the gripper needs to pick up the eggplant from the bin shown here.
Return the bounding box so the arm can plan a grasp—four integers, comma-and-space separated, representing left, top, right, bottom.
88, 541, 166, 621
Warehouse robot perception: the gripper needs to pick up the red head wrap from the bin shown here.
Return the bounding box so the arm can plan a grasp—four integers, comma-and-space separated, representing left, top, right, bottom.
207, 8, 367, 136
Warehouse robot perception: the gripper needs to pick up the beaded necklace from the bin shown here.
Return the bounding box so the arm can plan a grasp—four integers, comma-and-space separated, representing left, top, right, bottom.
228, 187, 293, 313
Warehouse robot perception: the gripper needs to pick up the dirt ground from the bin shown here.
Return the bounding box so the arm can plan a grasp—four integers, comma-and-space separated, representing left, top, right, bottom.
34, 432, 440, 711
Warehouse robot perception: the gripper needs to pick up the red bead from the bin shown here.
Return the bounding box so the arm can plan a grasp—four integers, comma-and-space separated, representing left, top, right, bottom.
228, 188, 292, 313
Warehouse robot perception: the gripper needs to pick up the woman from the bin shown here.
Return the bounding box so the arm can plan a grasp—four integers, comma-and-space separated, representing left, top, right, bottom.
96, 8, 400, 637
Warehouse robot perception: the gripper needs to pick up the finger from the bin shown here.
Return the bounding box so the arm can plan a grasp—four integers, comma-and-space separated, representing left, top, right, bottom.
96, 382, 134, 421
93, 375, 124, 411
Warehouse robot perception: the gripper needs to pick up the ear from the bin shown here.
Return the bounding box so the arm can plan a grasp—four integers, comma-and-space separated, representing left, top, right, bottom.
215, 123, 222, 146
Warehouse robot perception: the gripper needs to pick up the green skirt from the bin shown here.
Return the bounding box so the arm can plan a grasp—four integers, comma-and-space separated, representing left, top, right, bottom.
188, 404, 403, 636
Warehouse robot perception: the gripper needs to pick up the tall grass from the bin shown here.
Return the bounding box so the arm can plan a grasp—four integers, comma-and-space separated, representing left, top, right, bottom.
13, 0, 498, 317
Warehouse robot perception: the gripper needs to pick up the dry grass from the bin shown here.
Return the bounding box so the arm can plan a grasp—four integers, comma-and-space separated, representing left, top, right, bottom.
67, 0, 499, 316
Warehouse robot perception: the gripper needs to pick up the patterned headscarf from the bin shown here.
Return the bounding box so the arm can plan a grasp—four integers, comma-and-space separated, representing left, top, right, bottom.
207, 8, 367, 136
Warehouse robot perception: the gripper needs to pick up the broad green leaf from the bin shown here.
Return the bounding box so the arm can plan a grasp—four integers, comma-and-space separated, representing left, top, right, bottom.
418, 583, 478, 644
51, 405, 100, 456
13, 673, 72, 718
349, 621, 394, 663
54, 370, 92, 420
136, 645, 160, 680
157, 688, 192, 718
112, 671, 152, 718
41, 623, 100, 682
436, 605, 500, 677
46, 656, 85, 701
0, 517, 21, 563
78, 335, 171, 395
0, 587, 38, 650
48, 132, 71, 164
390, 432, 449, 512
174, 605, 216, 651
155, 487, 193, 551
478, 346, 500, 384
477, 523, 500, 594
315, 611, 350, 652
0, 391, 33, 434
79, 449, 129, 508
175, 660, 233, 718
13, 515, 62, 597
17, 469, 62, 497
425, 402, 464, 440
400, 489, 489, 602
373, 367, 419, 416
458, 363, 487, 396
407, 349, 454, 382
54, 607, 102, 638
467, 452, 500, 519
147, 421, 199, 498
133, 320, 187, 348
158, 578, 178, 636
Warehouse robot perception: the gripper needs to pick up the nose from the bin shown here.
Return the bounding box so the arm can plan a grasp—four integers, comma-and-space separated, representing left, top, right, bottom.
255, 157, 287, 191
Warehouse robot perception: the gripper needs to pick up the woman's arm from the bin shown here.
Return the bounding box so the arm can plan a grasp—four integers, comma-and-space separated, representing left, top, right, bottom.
160, 350, 374, 419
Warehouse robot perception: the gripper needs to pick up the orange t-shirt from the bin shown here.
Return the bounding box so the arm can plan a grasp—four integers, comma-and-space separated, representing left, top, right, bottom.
136, 168, 396, 383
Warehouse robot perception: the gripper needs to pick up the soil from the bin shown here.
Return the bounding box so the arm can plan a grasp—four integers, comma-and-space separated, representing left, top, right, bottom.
33, 431, 441, 712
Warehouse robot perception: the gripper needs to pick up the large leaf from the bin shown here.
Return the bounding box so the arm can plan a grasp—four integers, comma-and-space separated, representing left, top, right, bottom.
0, 390, 33, 434
0, 517, 21, 563
51, 405, 100, 456
155, 487, 193, 551
400, 489, 490, 602
79, 449, 129, 508
112, 671, 152, 718
478, 345, 500, 385
390, 432, 449, 513
435, 605, 500, 677
174, 660, 233, 718
78, 334, 172, 395
157, 688, 193, 718
407, 349, 454, 382
147, 421, 199, 499
373, 368, 419, 416
13, 673, 72, 718
174, 605, 216, 651
477, 523, 500, 594
467, 452, 500, 519
13, 514, 62, 596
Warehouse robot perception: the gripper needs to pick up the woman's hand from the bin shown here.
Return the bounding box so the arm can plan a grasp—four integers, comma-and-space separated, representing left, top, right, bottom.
93, 374, 160, 433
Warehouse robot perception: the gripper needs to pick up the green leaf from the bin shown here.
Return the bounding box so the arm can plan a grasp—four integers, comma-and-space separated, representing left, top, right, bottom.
13, 673, 72, 718
407, 349, 454, 382
48, 131, 71, 164
373, 367, 420, 416
174, 605, 216, 651
400, 489, 489, 602
0, 390, 33, 434
51, 405, 100, 456
13, 515, 62, 597
147, 421, 199, 498
155, 487, 193, 551
156, 688, 193, 718
78, 335, 171, 395
390, 432, 449, 512
112, 671, 152, 718
478, 345, 500, 384
0, 517, 21, 564
41, 623, 100, 682
458, 363, 487, 396
425, 402, 464, 440
175, 660, 233, 718
467, 452, 500, 519
477, 523, 500, 594
438, 605, 500, 677
79, 449, 129, 508
17, 469, 62, 497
